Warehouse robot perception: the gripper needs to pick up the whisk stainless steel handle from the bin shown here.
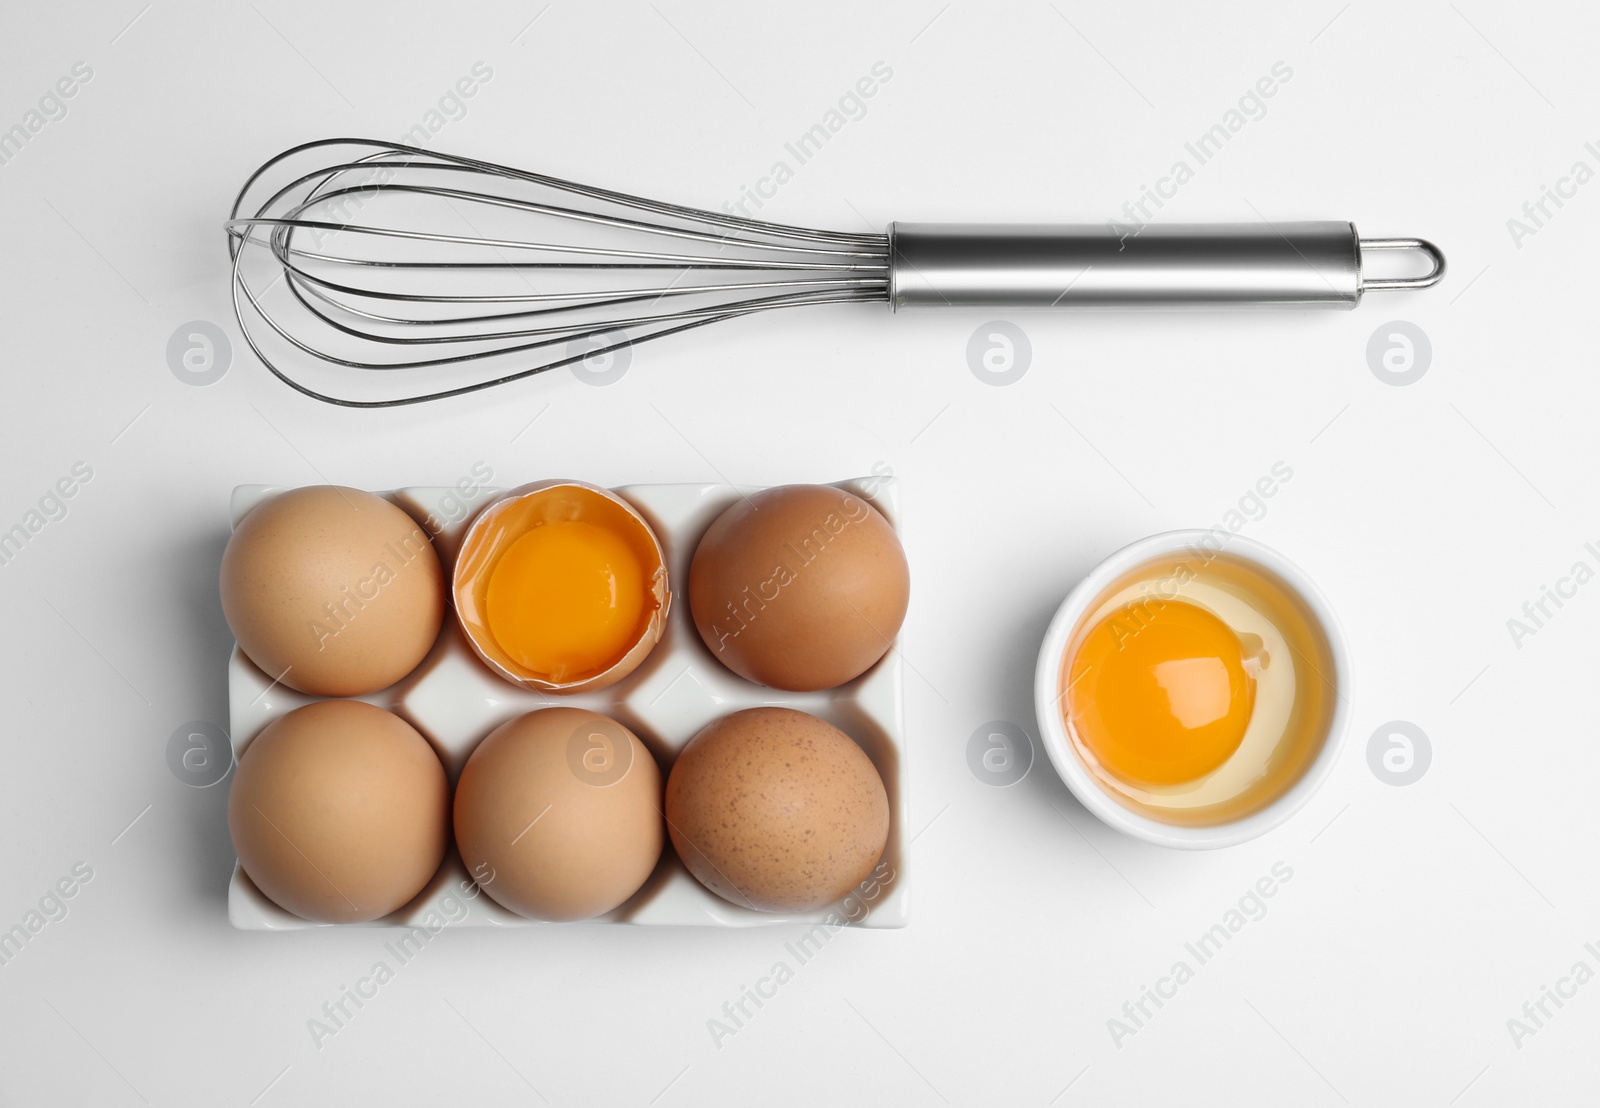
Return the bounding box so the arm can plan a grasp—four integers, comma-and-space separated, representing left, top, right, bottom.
225, 140, 1445, 407
888, 223, 1442, 309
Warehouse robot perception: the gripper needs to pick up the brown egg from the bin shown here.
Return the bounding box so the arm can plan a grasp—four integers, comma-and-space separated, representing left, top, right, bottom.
688, 484, 909, 691
220, 485, 445, 697
665, 707, 889, 913
228, 700, 450, 923
453, 708, 663, 921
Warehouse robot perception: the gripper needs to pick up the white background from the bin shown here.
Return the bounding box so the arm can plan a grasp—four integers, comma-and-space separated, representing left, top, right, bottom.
2, 1, 1597, 1104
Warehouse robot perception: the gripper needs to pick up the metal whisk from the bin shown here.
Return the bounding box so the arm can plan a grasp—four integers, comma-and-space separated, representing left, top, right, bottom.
226, 138, 1445, 407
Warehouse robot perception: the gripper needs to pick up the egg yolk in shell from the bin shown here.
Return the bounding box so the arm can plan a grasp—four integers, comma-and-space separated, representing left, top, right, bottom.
485, 521, 646, 682
1066, 600, 1255, 787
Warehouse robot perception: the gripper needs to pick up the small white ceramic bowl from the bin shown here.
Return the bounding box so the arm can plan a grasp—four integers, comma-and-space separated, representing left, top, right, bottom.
1033, 530, 1350, 849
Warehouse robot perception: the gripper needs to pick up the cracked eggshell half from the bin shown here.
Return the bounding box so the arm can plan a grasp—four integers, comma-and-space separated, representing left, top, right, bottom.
452, 480, 669, 694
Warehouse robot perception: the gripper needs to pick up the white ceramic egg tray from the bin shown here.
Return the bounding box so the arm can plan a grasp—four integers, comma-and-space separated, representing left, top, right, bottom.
226, 478, 907, 930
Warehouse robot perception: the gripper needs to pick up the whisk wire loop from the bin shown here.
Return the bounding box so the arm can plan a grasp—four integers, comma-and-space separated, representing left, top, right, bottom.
226, 139, 890, 407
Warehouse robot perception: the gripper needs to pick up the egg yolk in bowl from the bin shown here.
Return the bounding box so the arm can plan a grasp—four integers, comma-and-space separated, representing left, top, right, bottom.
1059, 552, 1336, 827
1067, 600, 1257, 788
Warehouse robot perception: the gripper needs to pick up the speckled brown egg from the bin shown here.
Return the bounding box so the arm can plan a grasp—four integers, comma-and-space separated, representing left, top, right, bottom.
220, 485, 445, 697
665, 707, 889, 912
688, 484, 909, 692
453, 708, 664, 921
228, 700, 450, 923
